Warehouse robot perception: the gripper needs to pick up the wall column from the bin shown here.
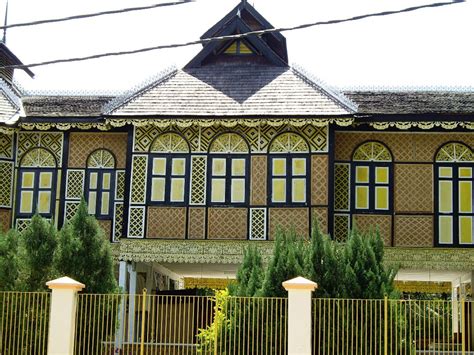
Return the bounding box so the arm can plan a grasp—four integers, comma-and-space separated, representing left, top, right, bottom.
128, 262, 137, 342
115, 261, 128, 351
452, 283, 459, 334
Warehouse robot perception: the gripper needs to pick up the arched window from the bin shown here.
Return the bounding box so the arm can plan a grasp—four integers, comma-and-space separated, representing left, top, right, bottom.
268, 133, 310, 205
351, 142, 392, 212
435, 142, 474, 246
17, 148, 57, 217
208, 133, 249, 205
148, 133, 190, 204
85, 149, 116, 218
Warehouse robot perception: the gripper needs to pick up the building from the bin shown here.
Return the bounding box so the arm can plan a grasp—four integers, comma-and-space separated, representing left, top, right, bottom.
0, 2, 472, 301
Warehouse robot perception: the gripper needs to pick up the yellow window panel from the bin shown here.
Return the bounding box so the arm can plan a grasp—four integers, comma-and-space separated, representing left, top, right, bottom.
22, 172, 35, 188
151, 178, 165, 201
170, 178, 185, 202
438, 167, 452, 178
375, 186, 389, 210
102, 173, 111, 190
101, 192, 109, 215
172, 158, 186, 176
231, 159, 245, 176
375, 167, 389, 184
37, 191, 51, 214
438, 216, 452, 244
89, 172, 98, 189
459, 181, 472, 213
153, 158, 166, 175
355, 186, 369, 209
272, 158, 286, 176
211, 179, 225, 202
292, 158, 306, 176
438, 181, 452, 213
272, 179, 286, 203
212, 159, 226, 176
224, 42, 238, 54
88, 191, 97, 215
231, 179, 245, 203
292, 178, 306, 203
39, 172, 52, 189
20, 191, 33, 213
356, 166, 369, 183
459, 216, 473, 244
459, 167, 472, 178
239, 41, 253, 54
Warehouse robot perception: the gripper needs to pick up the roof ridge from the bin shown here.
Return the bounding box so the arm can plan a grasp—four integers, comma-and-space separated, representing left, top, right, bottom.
341, 84, 474, 93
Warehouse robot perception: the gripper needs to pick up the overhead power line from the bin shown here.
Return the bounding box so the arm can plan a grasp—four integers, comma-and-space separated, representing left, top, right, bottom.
0, 0, 192, 30
0, 0, 464, 70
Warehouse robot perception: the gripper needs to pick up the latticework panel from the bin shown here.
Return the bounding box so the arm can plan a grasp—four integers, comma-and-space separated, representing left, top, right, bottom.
269, 132, 309, 153
311, 154, 328, 205
87, 149, 115, 168
128, 207, 145, 238
0, 208, 11, 232
395, 164, 433, 213
68, 133, 127, 168
394, 215, 433, 247
188, 207, 206, 239
16, 219, 31, 234
151, 132, 189, 153
250, 155, 267, 206
353, 141, 392, 161
208, 208, 248, 239
20, 147, 56, 167
249, 208, 266, 240
113, 203, 124, 241
435, 142, 474, 162
0, 161, 13, 207
334, 163, 350, 211
147, 207, 186, 239
65, 170, 85, 200
17, 132, 63, 165
64, 201, 80, 222
0, 133, 13, 158
312, 207, 328, 234
209, 133, 249, 153
190, 156, 206, 205
333, 214, 350, 242
115, 171, 125, 200
130, 155, 147, 204
353, 214, 392, 246
98, 220, 112, 240
269, 208, 309, 239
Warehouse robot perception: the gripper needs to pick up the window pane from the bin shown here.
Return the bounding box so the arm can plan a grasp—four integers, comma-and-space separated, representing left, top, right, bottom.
39, 172, 52, 188
375, 167, 389, 184
20, 191, 33, 213
101, 192, 110, 215
22, 172, 35, 188
89, 172, 98, 189
172, 158, 186, 176
355, 186, 369, 209
88, 191, 97, 214
211, 179, 225, 202
292, 158, 306, 176
102, 173, 111, 190
375, 186, 389, 210
292, 178, 306, 203
37, 191, 51, 214
170, 178, 185, 202
212, 159, 226, 176
459, 167, 472, 178
459, 181, 472, 213
151, 178, 165, 201
231, 179, 245, 203
153, 158, 166, 175
438, 167, 452, 178
272, 179, 286, 203
438, 181, 452, 213
439, 216, 453, 244
356, 166, 369, 183
459, 216, 473, 244
231, 159, 245, 176
272, 158, 286, 176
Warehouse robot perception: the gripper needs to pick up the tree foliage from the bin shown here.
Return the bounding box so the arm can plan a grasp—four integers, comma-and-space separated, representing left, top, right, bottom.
231, 244, 263, 297
0, 229, 20, 290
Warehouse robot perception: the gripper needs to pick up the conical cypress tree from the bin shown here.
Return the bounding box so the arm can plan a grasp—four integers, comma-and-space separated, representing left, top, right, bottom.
0, 229, 20, 290
232, 245, 263, 296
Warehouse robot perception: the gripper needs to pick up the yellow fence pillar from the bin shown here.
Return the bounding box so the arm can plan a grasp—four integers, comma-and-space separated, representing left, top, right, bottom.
46, 276, 85, 355
283, 276, 318, 355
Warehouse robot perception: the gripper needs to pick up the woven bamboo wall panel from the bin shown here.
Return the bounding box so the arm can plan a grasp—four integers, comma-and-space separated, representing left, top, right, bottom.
208, 208, 248, 240
188, 207, 206, 239
312, 207, 328, 234
353, 214, 392, 246
98, 220, 112, 240
311, 154, 328, 205
0, 208, 10, 232
394, 215, 433, 247
269, 208, 309, 239
395, 164, 433, 213
147, 207, 186, 239
68, 133, 128, 168
250, 155, 267, 206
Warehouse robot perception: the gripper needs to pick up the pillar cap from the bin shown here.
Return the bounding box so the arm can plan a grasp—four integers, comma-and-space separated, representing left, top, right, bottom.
46, 276, 85, 291
282, 276, 317, 291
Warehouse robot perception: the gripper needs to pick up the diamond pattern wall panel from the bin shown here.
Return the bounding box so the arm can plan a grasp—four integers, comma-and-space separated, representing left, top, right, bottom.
394, 215, 433, 247
249, 208, 266, 240
333, 214, 350, 242
353, 214, 392, 246
115, 171, 125, 200
0, 133, 13, 158
113, 203, 124, 241
269, 208, 309, 239
16, 219, 31, 234
190, 156, 206, 205
17, 132, 63, 165
0, 208, 11, 232
147, 207, 186, 239
0, 161, 13, 207
64, 201, 80, 222
130, 155, 147, 204
250, 155, 267, 206
188, 207, 206, 239
334, 163, 350, 211
65, 170, 85, 200
208, 208, 248, 239
395, 164, 433, 213
312, 207, 328, 234
311, 154, 328, 205
128, 207, 145, 238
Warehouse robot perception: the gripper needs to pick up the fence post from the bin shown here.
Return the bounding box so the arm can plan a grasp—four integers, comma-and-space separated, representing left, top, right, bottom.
282, 276, 317, 355
46, 276, 85, 355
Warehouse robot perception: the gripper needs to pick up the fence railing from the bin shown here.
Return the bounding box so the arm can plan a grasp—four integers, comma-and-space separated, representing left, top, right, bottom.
0, 291, 50, 355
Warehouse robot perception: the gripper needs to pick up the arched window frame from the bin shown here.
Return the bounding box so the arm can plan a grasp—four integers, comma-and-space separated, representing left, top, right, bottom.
147, 132, 190, 206
17, 147, 57, 218
435, 142, 474, 247
268, 132, 310, 206
351, 141, 393, 214
207, 132, 250, 206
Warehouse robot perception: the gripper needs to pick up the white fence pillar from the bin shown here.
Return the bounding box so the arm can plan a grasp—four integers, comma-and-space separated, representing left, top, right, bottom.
283, 276, 317, 355
46, 276, 85, 355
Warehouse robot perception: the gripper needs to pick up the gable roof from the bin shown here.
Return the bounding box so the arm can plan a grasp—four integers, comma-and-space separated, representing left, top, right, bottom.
0, 79, 21, 124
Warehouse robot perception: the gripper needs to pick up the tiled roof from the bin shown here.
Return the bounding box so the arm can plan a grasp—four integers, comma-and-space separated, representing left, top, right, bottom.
107, 65, 356, 116
22, 96, 113, 117
0, 80, 21, 124
344, 90, 474, 115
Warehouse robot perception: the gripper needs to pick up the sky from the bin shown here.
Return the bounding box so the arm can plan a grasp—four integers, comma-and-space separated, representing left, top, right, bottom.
2, 0, 473, 93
